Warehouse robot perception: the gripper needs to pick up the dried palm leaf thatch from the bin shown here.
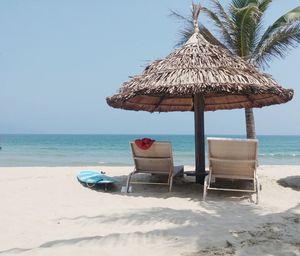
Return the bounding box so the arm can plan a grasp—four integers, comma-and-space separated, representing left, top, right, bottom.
106, 5, 293, 113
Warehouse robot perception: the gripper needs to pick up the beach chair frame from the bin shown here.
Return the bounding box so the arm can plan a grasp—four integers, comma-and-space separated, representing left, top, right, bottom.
126, 141, 184, 192
203, 138, 260, 204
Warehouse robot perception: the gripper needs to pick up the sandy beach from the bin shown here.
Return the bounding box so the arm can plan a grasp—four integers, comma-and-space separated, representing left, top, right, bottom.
1, 0, 300, 255
0, 165, 299, 256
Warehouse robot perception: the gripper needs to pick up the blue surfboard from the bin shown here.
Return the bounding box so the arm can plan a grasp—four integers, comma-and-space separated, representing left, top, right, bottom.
77, 170, 116, 189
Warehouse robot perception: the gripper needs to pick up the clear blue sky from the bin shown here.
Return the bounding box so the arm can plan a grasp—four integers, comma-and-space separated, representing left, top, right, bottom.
0, 0, 299, 135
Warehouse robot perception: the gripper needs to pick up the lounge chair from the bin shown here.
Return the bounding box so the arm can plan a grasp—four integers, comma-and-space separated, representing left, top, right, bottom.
203, 138, 260, 203
125, 141, 184, 192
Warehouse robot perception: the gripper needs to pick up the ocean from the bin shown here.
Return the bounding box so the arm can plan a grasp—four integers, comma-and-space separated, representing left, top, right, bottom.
0, 134, 300, 167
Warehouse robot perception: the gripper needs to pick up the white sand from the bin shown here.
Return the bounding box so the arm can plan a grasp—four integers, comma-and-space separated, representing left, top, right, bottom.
0, 165, 299, 256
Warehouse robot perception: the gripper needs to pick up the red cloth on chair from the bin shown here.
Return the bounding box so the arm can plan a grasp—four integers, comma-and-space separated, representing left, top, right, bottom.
135, 138, 155, 150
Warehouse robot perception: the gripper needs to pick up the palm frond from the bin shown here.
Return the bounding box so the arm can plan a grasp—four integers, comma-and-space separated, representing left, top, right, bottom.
199, 25, 227, 48
175, 24, 194, 47
169, 9, 194, 46
230, 3, 261, 57
231, 0, 257, 9
252, 24, 300, 67
257, 6, 300, 48
251, 0, 272, 54
258, 0, 272, 12
209, 0, 235, 32
253, 6, 300, 66
270, 6, 300, 31
201, 6, 234, 49
169, 9, 193, 26
170, 9, 225, 48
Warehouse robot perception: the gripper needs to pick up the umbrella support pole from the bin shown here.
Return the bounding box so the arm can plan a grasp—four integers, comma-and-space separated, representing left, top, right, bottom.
194, 94, 206, 184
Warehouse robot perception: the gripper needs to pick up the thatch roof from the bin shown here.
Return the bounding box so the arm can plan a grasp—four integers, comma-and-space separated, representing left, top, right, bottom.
106, 5, 293, 112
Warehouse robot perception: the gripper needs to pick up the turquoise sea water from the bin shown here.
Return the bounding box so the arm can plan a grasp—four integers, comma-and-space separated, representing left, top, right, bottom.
0, 134, 300, 166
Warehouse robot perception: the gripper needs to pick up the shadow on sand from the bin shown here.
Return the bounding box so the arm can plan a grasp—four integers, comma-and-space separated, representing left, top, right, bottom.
1, 175, 299, 256
277, 176, 300, 191
2, 203, 299, 255
80, 174, 257, 204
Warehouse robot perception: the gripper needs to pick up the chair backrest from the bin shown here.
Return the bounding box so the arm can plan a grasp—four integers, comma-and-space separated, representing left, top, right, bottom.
130, 141, 174, 174
207, 138, 258, 179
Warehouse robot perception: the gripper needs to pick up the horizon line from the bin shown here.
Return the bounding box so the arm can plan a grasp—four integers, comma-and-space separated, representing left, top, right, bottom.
1, 133, 300, 136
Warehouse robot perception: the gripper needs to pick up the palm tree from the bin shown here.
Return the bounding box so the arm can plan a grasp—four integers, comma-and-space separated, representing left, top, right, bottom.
172, 0, 300, 138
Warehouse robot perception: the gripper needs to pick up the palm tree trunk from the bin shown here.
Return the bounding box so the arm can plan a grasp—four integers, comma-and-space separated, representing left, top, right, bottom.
245, 108, 256, 139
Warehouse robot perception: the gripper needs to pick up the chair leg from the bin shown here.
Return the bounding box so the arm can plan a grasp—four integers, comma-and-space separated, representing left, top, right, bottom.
203, 174, 209, 201
255, 176, 260, 204
169, 175, 173, 192
126, 171, 134, 193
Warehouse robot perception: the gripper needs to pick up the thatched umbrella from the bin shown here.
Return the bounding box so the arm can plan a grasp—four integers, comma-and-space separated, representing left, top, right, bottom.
106, 4, 293, 183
